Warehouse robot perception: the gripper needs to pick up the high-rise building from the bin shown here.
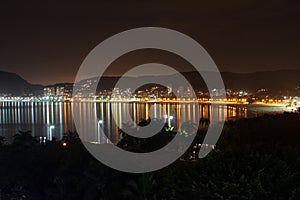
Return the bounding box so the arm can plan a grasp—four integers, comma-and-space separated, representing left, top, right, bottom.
56, 87, 65, 97
43, 87, 55, 97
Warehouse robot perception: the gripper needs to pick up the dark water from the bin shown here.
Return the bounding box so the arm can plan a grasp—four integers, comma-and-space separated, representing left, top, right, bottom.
0, 101, 286, 142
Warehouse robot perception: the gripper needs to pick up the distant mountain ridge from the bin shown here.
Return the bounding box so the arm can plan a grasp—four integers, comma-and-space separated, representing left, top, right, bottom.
0, 71, 42, 96
221, 69, 300, 92
95, 69, 300, 93
1, 69, 300, 95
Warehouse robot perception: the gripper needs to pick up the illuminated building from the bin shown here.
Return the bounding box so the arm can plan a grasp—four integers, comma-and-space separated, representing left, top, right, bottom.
43, 87, 55, 97
56, 87, 65, 97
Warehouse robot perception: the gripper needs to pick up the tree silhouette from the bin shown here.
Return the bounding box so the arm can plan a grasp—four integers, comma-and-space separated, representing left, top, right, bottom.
121, 173, 158, 200
13, 130, 38, 146
200, 118, 210, 129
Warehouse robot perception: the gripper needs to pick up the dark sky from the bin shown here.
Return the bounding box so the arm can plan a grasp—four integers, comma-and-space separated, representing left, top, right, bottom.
1, 0, 300, 85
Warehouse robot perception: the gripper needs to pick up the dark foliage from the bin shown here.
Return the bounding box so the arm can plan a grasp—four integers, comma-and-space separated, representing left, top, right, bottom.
0, 113, 300, 199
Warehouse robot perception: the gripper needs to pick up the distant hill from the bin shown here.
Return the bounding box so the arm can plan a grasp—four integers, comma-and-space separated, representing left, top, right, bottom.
1, 69, 300, 96
96, 69, 300, 93
221, 69, 300, 92
0, 71, 42, 96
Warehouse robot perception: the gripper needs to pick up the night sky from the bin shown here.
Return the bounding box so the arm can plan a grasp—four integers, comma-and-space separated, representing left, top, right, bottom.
1, 0, 300, 85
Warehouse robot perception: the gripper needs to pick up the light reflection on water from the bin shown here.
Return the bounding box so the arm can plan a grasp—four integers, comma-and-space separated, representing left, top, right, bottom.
0, 101, 277, 142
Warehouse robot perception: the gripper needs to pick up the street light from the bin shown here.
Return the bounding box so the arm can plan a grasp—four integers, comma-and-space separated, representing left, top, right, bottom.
97, 120, 103, 144
62, 141, 67, 147
49, 125, 55, 141
168, 115, 174, 127
163, 115, 174, 127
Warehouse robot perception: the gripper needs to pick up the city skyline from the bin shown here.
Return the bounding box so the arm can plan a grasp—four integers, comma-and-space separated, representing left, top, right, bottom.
1, 2, 300, 198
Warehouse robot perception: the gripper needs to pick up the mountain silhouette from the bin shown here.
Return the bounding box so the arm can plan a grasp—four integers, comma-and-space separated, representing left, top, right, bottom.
0, 71, 42, 96
1, 69, 300, 96
96, 69, 300, 94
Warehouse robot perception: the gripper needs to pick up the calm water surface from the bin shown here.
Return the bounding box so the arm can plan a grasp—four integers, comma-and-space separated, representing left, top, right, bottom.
0, 101, 287, 142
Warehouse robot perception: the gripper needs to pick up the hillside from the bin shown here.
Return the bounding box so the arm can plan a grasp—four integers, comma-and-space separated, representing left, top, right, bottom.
1, 69, 300, 96
0, 71, 42, 96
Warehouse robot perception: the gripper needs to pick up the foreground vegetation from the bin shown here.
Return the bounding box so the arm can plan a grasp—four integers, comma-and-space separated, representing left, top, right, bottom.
0, 113, 300, 199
